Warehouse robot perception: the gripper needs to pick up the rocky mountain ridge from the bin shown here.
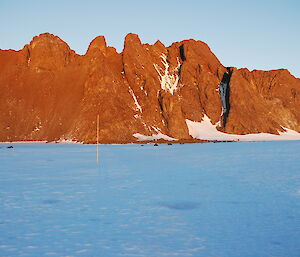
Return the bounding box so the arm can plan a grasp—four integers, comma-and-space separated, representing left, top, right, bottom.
1, 33, 299, 143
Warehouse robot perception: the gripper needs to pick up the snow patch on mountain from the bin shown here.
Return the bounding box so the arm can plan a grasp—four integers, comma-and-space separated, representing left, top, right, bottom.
133, 132, 176, 141
186, 115, 300, 141
154, 54, 180, 95
129, 87, 142, 112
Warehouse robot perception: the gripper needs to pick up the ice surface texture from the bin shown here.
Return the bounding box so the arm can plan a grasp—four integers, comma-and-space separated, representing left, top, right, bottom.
0, 142, 300, 257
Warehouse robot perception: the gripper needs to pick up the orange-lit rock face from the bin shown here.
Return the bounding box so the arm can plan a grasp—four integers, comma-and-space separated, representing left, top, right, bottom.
0, 33, 299, 143
226, 68, 300, 135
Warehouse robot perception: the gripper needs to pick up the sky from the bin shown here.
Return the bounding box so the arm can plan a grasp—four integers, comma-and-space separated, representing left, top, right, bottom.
0, 0, 299, 78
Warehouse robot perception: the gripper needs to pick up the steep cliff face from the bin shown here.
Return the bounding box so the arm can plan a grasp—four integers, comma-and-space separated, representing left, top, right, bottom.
225, 68, 300, 135
0, 34, 84, 142
0, 33, 299, 143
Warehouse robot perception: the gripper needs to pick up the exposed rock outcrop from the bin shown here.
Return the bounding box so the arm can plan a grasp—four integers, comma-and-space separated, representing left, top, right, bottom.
0, 33, 299, 143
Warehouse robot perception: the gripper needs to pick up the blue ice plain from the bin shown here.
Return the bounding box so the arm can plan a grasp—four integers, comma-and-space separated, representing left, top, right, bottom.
0, 141, 300, 257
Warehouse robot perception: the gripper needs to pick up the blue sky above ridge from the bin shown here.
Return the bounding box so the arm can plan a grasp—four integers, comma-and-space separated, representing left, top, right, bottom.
0, 0, 299, 78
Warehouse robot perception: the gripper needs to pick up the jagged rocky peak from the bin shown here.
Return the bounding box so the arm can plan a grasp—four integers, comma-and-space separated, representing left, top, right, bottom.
123, 33, 146, 66
181, 39, 223, 72
153, 40, 166, 51
124, 33, 142, 46
28, 33, 72, 57
26, 33, 73, 70
29, 33, 68, 47
86, 35, 107, 55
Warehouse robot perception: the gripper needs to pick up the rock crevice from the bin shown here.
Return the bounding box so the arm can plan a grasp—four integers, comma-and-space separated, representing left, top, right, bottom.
219, 68, 232, 127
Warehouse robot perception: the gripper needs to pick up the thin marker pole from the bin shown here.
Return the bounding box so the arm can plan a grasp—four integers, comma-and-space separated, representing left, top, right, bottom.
96, 114, 99, 163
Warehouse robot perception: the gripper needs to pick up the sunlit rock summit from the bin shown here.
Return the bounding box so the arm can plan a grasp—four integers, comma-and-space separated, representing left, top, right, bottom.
1, 33, 300, 143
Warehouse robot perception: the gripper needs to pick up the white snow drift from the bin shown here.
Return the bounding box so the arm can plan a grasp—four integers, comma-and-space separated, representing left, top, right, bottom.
154, 54, 181, 95
186, 115, 300, 141
133, 132, 177, 141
